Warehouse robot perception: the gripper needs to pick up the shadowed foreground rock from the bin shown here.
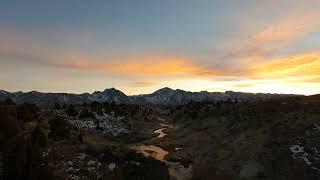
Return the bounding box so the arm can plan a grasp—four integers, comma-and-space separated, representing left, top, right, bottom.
0, 105, 53, 180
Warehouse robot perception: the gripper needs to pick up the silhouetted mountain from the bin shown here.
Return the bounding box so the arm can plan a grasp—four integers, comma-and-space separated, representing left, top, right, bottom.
0, 91, 90, 106
0, 88, 299, 106
90, 88, 130, 103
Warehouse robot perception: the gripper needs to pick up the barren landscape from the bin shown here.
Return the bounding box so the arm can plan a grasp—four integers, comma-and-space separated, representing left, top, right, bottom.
1, 89, 320, 179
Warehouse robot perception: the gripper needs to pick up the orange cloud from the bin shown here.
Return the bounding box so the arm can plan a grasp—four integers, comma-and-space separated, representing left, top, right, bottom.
54, 55, 231, 77
134, 81, 159, 87
250, 52, 320, 82
252, 12, 320, 47
211, 4, 320, 66
231, 83, 256, 88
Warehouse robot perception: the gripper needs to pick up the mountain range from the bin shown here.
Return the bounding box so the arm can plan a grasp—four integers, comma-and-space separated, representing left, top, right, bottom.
0, 87, 299, 106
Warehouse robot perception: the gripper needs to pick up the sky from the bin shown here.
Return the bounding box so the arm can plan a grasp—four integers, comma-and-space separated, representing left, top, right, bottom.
0, 0, 319, 95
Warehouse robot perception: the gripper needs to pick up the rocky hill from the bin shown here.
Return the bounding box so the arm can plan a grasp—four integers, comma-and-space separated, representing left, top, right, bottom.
0, 88, 299, 106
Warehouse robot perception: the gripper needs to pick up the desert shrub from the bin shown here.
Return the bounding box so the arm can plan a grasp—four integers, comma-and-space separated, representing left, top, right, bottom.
95, 107, 104, 116
48, 116, 71, 140
122, 156, 169, 180
79, 108, 95, 119
90, 101, 101, 108
66, 104, 78, 117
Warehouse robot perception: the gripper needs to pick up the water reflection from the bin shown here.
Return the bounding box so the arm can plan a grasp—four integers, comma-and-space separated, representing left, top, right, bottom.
133, 145, 168, 161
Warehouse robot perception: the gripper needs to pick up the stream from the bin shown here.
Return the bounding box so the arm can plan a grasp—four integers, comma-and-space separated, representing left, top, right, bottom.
132, 119, 192, 180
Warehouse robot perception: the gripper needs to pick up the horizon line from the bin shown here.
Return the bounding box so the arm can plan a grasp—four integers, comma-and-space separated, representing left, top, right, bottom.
0, 87, 312, 96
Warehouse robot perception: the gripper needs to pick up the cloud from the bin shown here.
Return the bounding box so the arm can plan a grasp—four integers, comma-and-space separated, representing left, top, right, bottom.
231, 83, 256, 88
249, 51, 320, 83
207, 1, 320, 68
51, 54, 233, 77
0, 30, 240, 79
0, 26, 100, 67
0, 2, 319, 96
134, 81, 159, 87
252, 12, 320, 48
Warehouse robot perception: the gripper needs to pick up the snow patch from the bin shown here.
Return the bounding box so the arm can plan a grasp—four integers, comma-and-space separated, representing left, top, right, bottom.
289, 144, 320, 168
65, 112, 129, 136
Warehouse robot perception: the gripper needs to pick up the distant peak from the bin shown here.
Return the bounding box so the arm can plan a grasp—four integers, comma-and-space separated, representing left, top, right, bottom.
152, 87, 175, 95
103, 87, 118, 92
159, 87, 173, 91
102, 88, 127, 96
176, 89, 187, 93
28, 91, 40, 94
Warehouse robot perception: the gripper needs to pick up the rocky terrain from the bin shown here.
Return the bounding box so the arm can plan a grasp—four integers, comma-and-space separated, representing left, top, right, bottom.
0, 101, 169, 180
163, 96, 320, 179
0, 88, 296, 106
1, 92, 320, 180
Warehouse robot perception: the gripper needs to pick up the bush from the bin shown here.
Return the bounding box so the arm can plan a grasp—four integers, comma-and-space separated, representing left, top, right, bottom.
48, 116, 71, 140
90, 101, 101, 108
79, 108, 95, 119
95, 108, 104, 116
66, 104, 78, 117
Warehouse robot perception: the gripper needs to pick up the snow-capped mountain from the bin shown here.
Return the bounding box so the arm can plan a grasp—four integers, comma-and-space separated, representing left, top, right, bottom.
141, 88, 212, 105
89, 88, 130, 103
140, 87, 265, 105
0, 87, 297, 106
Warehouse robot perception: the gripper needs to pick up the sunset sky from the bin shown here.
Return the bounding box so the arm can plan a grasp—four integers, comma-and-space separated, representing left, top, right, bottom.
0, 0, 319, 95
